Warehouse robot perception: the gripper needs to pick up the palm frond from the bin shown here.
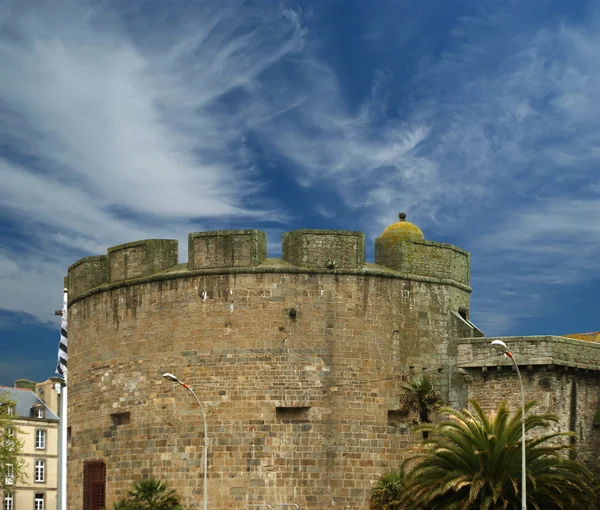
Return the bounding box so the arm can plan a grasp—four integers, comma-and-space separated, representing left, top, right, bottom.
395, 399, 594, 509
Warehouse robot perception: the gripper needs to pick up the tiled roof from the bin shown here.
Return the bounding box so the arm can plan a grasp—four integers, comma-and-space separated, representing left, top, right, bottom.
0, 386, 59, 421
563, 331, 600, 343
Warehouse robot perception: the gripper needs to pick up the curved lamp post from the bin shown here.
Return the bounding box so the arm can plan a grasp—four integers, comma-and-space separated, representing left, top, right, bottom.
491, 340, 526, 510
163, 373, 208, 510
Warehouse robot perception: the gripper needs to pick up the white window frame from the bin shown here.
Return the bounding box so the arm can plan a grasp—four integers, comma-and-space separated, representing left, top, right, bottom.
5, 427, 15, 451
6, 405, 14, 415
35, 429, 46, 450
34, 493, 45, 510
3, 492, 14, 510
5, 463, 14, 485
34, 459, 45, 483
35, 407, 44, 419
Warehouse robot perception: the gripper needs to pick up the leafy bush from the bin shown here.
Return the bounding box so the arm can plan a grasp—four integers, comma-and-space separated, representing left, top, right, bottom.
113, 478, 191, 510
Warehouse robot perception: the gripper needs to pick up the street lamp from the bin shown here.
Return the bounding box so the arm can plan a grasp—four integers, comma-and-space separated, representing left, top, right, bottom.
163, 373, 208, 510
491, 340, 526, 510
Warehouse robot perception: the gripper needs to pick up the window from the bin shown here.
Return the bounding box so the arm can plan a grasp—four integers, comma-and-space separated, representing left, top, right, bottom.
35, 407, 44, 419
35, 459, 45, 482
5, 405, 14, 416
3, 493, 13, 510
36, 429, 46, 449
275, 406, 310, 422
110, 412, 131, 426
387, 409, 408, 424
5, 427, 15, 451
5, 464, 14, 485
34, 493, 45, 510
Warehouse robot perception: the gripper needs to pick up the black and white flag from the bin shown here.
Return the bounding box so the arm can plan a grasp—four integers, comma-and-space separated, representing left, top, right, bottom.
56, 288, 68, 378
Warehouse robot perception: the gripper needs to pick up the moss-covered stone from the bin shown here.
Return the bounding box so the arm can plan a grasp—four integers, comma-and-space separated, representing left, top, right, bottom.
188, 230, 266, 269
68, 255, 109, 298
282, 229, 365, 269
107, 239, 178, 282
375, 238, 469, 286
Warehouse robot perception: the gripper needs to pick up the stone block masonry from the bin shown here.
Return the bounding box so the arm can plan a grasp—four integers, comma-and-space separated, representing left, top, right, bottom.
65, 222, 600, 507
188, 230, 267, 269
375, 238, 470, 287
68, 255, 109, 298
282, 230, 365, 269
108, 239, 178, 282
457, 336, 600, 464
65, 227, 471, 509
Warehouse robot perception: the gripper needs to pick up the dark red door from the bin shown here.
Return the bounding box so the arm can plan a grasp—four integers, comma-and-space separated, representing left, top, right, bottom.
83, 460, 106, 510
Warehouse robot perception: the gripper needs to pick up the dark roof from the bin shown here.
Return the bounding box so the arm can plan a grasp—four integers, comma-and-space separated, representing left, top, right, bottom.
0, 386, 59, 421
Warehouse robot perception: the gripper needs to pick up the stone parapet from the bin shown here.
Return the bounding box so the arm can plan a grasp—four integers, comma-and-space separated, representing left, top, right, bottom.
282, 229, 365, 269
457, 336, 600, 371
188, 229, 267, 269
375, 238, 469, 287
68, 255, 109, 298
66, 266, 471, 509
459, 336, 600, 465
107, 239, 178, 282
66, 228, 471, 299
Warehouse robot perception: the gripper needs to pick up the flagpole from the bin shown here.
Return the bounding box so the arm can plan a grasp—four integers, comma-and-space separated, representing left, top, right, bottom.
56, 287, 69, 510
59, 377, 67, 510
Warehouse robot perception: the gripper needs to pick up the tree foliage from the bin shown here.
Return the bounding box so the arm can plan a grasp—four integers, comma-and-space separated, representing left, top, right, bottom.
369, 469, 406, 510
113, 478, 191, 510
400, 374, 441, 423
398, 400, 593, 509
0, 392, 25, 493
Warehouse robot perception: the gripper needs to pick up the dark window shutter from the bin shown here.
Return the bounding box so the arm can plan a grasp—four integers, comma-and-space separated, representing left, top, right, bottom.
83, 460, 106, 510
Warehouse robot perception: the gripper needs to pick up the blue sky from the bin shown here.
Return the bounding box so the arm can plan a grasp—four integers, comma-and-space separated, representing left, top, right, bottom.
1, 0, 599, 386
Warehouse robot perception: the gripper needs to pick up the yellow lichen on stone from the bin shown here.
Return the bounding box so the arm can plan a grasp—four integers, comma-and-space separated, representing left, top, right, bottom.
380, 212, 425, 241
563, 331, 600, 343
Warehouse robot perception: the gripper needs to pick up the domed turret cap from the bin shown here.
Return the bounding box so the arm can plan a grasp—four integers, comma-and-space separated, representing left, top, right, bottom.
380, 212, 424, 241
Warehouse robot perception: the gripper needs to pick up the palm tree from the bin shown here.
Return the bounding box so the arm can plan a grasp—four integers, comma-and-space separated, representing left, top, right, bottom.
400, 374, 441, 424
399, 400, 593, 509
114, 478, 185, 510
369, 469, 406, 510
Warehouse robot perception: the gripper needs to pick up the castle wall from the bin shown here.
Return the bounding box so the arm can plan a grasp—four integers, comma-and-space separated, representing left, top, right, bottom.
107, 239, 178, 282
457, 337, 600, 464
375, 238, 470, 287
68, 255, 108, 297
188, 230, 266, 269
66, 262, 470, 509
282, 230, 365, 269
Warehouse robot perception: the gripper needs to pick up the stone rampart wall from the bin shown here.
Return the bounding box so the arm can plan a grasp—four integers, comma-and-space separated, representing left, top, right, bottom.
457, 336, 600, 463
375, 238, 469, 286
67, 270, 469, 509
67, 230, 471, 300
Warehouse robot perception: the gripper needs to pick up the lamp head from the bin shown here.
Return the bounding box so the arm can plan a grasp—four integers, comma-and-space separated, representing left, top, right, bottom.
491, 339, 509, 353
162, 373, 180, 383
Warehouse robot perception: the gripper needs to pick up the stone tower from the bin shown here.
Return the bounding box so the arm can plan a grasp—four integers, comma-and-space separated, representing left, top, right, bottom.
65, 215, 474, 509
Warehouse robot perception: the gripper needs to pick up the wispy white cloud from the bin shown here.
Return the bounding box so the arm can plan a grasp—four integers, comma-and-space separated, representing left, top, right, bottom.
0, 0, 305, 322
1, 0, 599, 339
247, 4, 600, 332
0, 0, 305, 220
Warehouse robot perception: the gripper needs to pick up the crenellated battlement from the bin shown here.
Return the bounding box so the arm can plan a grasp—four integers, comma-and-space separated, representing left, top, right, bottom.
65, 217, 475, 510
282, 229, 365, 269
66, 227, 471, 299
188, 229, 266, 269
107, 239, 178, 282
68, 239, 178, 298
68, 255, 109, 297
375, 237, 470, 287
